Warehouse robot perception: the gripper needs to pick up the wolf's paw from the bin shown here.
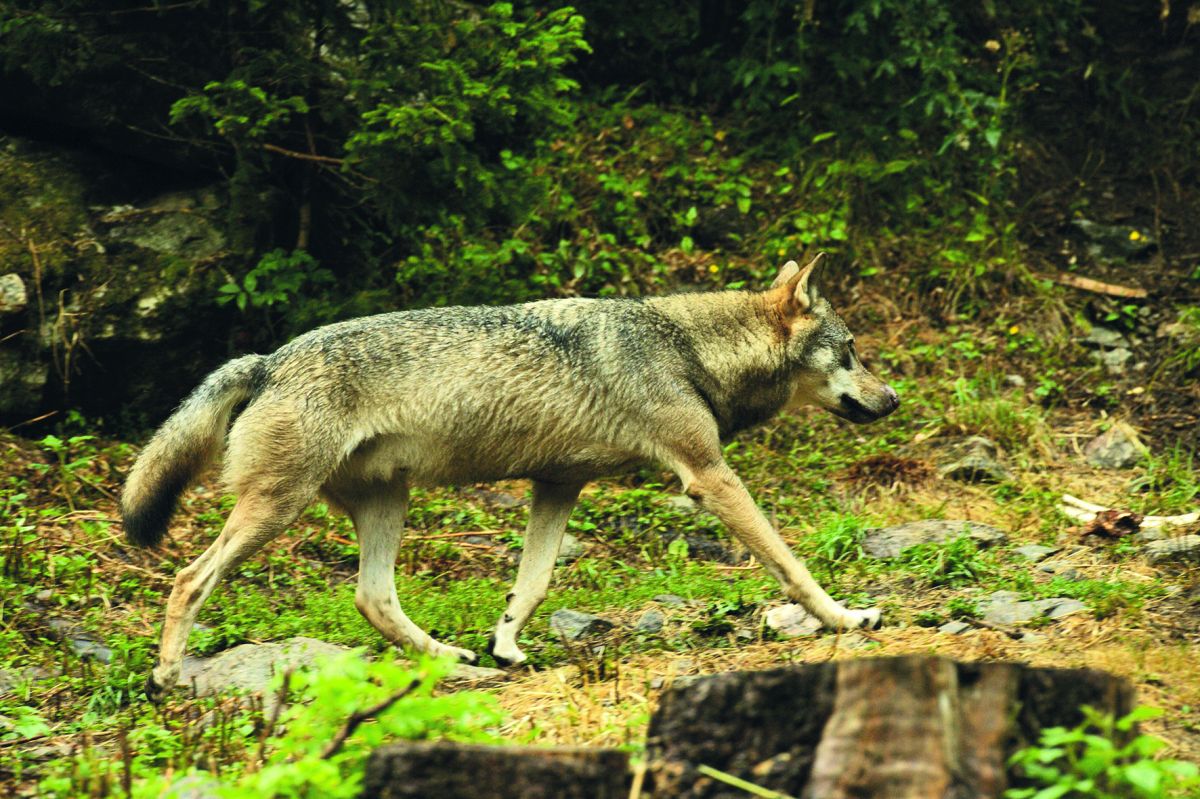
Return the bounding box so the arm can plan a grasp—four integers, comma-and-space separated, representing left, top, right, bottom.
486, 635, 527, 669
447, 645, 478, 665
144, 670, 173, 704
839, 607, 882, 631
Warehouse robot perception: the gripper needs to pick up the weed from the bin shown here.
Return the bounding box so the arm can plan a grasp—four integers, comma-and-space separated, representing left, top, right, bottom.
897, 535, 997, 588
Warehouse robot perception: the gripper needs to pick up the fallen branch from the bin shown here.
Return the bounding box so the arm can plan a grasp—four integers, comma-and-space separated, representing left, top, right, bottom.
320, 678, 422, 760
1039, 272, 1148, 299
1060, 494, 1198, 528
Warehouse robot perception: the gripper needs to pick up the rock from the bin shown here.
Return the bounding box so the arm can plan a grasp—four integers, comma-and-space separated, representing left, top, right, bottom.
936, 436, 1012, 484
1084, 422, 1148, 469
1014, 544, 1059, 562
179, 636, 348, 700
1045, 599, 1088, 619
549, 609, 613, 641
47, 618, 112, 663
0, 273, 26, 315
1094, 347, 1133, 374
362, 742, 630, 799
447, 664, 508, 683
635, 609, 665, 635
467, 488, 527, 509
979, 592, 1089, 625
1070, 219, 1156, 260
664, 495, 698, 513
1080, 325, 1131, 350
764, 604, 823, 638
1143, 535, 1200, 564
862, 520, 1007, 559
938, 621, 971, 635
653, 594, 687, 606
1004, 374, 1026, 388
557, 533, 585, 564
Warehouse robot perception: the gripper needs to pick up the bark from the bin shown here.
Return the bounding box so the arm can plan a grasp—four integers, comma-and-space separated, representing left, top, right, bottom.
646, 656, 1134, 799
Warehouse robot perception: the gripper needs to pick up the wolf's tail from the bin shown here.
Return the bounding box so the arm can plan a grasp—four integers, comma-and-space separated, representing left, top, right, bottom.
121, 354, 266, 548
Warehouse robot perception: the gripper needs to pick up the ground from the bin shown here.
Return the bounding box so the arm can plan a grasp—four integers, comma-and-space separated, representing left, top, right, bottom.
1, 281, 1198, 796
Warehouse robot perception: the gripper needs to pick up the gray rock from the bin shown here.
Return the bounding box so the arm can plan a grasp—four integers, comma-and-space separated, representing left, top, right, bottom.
1070, 219, 1155, 260
1045, 599, 1089, 619
936, 436, 1012, 484
938, 620, 971, 635
1143, 535, 1200, 564
548, 609, 613, 641
635, 610, 665, 635
764, 604, 822, 638
1094, 347, 1132, 374
1014, 544, 1060, 562
1004, 374, 1027, 388
447, 664, 508, 682
47, 618, 112, 663
179, 636, 349, 700
467, 488, 527, 509
0, 348, 49, 417
653, 594, 687, 606
1084, 423, 1148, 469
557, 533, 585, 564
1080, 325, 1131, 350
862, 520, 1007, 559
0, 273, 27, 315
980, 592, 1089, 625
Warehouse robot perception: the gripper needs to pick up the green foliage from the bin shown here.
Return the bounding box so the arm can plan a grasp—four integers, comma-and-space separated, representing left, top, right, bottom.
1006, 706, 1200, 799
218, 248, 332, 311
897, 535, 996, 588
37, 653, 502, 799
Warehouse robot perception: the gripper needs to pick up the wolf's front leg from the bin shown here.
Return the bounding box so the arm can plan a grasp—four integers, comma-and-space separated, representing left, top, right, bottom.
681, 462, 881, 631
488, 480, 583, 666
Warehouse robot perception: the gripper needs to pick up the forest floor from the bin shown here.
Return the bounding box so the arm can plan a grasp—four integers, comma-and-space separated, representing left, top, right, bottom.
2, 264, 1200, 795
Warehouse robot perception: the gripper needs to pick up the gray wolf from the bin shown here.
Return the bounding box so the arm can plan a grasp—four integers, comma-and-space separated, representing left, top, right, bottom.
121, 253, 899, 698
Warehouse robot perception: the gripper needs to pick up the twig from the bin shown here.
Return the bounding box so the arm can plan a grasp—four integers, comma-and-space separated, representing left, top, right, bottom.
319, 678, 422, 760
254, 669, 292, 771
1060, 494, 1198, 528
695, 764, 798, 799
628, 759, 648, 799
1038, 272, 1148, 299
261, 142, 344, 166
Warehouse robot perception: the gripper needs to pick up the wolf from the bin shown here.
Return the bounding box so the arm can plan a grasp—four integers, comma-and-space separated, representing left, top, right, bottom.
121, 253, 898, 698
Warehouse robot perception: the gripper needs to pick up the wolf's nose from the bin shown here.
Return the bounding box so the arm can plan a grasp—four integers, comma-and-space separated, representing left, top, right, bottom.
884, 384, 899, 411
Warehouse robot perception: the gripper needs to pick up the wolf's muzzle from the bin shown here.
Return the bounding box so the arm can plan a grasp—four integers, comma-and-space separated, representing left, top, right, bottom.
834, 385, 899, 424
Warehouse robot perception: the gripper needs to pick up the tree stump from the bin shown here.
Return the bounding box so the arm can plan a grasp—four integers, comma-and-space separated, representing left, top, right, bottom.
360, 741, 630, 799
646, 656, 1134, 799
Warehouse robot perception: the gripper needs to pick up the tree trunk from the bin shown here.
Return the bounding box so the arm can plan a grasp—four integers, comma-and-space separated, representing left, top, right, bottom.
646, 656, 1134, 799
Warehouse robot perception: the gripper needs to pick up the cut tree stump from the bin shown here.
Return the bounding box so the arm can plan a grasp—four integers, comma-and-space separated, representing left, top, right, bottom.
646, 656, 1134, 799
360, 741, 630, 799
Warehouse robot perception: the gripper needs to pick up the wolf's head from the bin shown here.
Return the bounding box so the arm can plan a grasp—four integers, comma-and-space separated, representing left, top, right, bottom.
770, 254, 899, 424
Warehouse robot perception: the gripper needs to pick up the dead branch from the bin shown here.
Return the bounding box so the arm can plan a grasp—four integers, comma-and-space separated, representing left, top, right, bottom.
1060, 494, 1198, 528
320, 678, 422, 760
1039, 272, 1149, 299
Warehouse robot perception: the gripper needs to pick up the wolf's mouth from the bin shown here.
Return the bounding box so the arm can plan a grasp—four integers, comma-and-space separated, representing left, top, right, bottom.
831, 394, 890, 424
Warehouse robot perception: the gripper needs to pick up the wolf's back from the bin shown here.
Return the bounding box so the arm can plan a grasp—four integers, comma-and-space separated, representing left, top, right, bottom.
121, 355, 265, 547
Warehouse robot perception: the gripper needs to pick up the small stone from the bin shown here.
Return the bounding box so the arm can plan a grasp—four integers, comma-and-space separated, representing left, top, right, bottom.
549, 609, 613, 641
556, 533, 585, 564
0, 273, 27, 315
35, 589, 53, 603
447, 664, 508, 682
1084, 422, 1148, 469
1080, 325, 1131, 349
1143, 535, 1200, 564
862, 520, 1007, 559
635, 610, 665, 635
1014, 544, 1060, 562
664, 495, 698, 513
180, 637, 349, 701
1018, 631, 1046, 645
653, 594, 687, 606
764, 604, 822, 638
936, 436, 1012, 484
1058, 568, 1083, 581
1094, 347, 1132, 374
938, 620, 971, 635
1004, 374, 1026, 388
1045, 599, 1089, 619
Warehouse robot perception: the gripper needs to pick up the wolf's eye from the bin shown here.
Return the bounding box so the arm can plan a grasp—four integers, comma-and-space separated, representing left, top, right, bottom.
840, 341, 854, 370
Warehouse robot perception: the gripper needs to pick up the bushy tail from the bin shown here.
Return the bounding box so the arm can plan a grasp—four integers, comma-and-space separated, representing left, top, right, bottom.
121, 355, 265, 547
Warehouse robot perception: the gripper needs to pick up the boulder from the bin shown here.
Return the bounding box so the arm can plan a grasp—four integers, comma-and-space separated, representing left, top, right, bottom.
179, 636, 348, 700
548, 609, 613, 641
862, 520, 1007, 559
1084, 422, 1148, 469
764, 604, 823, 638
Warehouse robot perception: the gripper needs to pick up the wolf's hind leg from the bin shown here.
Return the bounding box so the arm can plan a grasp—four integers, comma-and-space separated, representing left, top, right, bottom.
488, 480, 583, 667
148, 488, 311, 699
344, 478, 478, 664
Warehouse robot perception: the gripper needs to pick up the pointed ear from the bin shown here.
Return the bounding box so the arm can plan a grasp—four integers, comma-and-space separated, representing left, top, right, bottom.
770, 260, 800, 289
789, 252, 826, 312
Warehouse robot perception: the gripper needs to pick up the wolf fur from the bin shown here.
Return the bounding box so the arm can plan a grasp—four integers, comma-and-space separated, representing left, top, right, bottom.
122, 254, 899, 697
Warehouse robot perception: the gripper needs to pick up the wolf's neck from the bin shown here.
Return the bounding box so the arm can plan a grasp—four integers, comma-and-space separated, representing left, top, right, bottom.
648, 291, 792, 435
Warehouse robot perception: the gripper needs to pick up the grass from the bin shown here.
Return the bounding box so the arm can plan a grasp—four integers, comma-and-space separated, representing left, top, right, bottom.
1, 316, 1198, 797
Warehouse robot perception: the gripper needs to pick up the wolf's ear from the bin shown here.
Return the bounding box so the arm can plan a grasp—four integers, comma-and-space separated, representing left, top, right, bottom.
770, 260, 800, 289
779, 252, 826, 313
